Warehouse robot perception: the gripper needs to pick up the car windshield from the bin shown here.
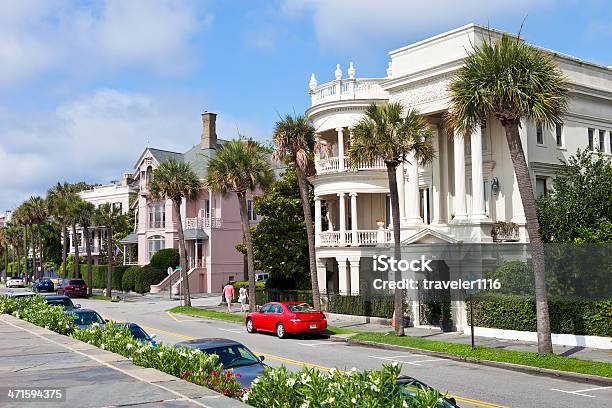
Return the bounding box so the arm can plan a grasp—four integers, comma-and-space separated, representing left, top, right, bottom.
73, 311, 104, 326
129, 326, 151, 341
47, 298, 74, 309
204, 345, 260, 369
70, 279, 85, 285
287, 303, 315, 312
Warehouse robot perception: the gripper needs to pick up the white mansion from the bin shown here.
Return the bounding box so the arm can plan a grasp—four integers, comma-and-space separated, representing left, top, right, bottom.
307, 24, 612, 328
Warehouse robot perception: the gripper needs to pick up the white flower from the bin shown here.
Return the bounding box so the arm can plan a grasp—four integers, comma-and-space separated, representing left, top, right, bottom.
351, 398, 357, 404
286, 378, 296, 387
126, 344, 133, 349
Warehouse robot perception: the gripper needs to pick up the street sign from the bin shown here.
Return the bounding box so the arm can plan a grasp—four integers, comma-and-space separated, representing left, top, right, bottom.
175, 266, 182, 271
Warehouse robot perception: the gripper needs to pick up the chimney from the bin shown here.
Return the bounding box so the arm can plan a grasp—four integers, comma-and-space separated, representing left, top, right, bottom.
201, 111, 217, 149
122, 172, 133, 186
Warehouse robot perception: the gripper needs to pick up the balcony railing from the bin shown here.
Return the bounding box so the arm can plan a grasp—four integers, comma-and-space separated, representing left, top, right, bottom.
491, 222, 520, 242
185, 217, 223, 230
311, 78, 388, 106
318, 229, 391, 247
315, 156, 386, 174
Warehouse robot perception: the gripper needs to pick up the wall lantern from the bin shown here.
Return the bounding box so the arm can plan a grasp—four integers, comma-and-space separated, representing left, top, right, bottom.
491, 177, 500, 196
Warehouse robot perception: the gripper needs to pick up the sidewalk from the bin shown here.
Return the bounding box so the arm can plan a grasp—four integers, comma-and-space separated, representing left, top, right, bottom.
0, 315, 248, 408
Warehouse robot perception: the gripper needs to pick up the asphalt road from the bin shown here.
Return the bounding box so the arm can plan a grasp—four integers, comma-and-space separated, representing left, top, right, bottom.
3, 289, 612, 408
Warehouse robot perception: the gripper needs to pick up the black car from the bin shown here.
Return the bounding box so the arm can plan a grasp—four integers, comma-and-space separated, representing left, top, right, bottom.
175, 338, 266, 388
68, 309, 106, 329
114, 323, 157, 346
32, 278, 55, 293
396, 376, 459, 407
44, 295, 79, 311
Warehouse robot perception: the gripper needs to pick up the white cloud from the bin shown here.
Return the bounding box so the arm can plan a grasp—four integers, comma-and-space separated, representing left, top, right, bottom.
282, 0, 555, 51
0, 0, 212, 85
0, 89, 267, 210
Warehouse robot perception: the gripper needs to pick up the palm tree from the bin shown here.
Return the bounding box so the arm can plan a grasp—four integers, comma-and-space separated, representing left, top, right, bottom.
28, 196, 48, 278
12, 203, 33, 283
66, 200, 82, 279
149, 158, 202, 307
74, 200, 96, 295
93, 203, 123, 298
205, 139, 274, 312
447, 32, 569, 353
272, 114, 322, 310
5, 223, 23, 276
0, 226, 8, 279
349, 102, 434, 336
48, 183, 77, 277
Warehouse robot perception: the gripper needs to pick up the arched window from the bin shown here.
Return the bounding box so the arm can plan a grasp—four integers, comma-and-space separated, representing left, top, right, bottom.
148, 235, 165, 260
148, 202, 165, 229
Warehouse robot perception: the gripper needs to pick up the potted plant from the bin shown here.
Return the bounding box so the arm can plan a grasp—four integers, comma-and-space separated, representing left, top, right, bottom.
376, 218, 385, 228
439, 302, 453, 332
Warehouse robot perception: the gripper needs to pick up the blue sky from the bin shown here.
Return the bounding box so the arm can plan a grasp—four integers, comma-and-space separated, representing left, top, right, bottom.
1, 0, 611, 210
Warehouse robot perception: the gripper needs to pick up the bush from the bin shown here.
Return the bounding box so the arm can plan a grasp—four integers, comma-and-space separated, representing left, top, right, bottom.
122, 266, 141, 292
325, 294, 396, 319
0, 295, 74, 335
467, 292, 612, 337
134, 266, 166, 294
485, 261, 534, 295
254, 288, 312, 306
232, 280, 265, 290
149, 248, 180, 272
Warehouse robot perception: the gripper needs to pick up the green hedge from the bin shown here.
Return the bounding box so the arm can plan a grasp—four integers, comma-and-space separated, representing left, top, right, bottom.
467, 292, 612, 337
149, 248, 180, 271
79, 264, 126, 291
134, 266, 165, 294
324, 294, 397, 319
122, 266, 141, 292
254, 289, 313, 306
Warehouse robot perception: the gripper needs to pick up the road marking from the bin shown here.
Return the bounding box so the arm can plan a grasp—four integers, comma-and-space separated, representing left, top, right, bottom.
551, 385, 611, 398
166, 312, 183, 322
120, 321, 509, 408
219, 328, 243, 334
297, 341, 344, 347
368, 355, 443, 366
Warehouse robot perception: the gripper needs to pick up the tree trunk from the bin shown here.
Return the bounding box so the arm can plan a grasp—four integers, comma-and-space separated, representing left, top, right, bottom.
16, 247, 21, 275
173, 200, 191, 307
29, 224, 37, 280
386, 162, 404, 336
3, 245, 7, 279
71, 223, 80, 278
62, 225, 68, 276
106, 226, 113, 298
503, 121, 552, 354
83, 225, 93, 296
237, 193, 256, 312
22, 225, 29, 284
295, 165, 321, 310
37, 223, 44, 277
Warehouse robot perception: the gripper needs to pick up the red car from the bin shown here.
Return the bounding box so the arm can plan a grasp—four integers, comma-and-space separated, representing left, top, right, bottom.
56, 278, 88, 298
245, 302, 327, 339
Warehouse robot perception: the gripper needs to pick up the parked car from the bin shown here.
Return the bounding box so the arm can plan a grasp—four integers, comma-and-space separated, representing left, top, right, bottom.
176, 338, 266, 388
69, 309, 106, 329
395, 376, 460, 408
114, 323, 157, 347
6, 291, 35, 298
245, 302, 327, 339
6, 277, 25, 288
32, 278, 55, 293
44, 295, 79, 311
255, 272, 269, 283
56, 278, 87, 298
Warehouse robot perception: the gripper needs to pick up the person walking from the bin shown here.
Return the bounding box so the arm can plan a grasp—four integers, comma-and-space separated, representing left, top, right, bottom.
238, 286, 248, 312
223, 282, 235, 312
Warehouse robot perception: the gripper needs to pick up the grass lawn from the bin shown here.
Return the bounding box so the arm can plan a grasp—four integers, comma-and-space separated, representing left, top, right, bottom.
168, 306, 359, 336
352, 332, 612, 378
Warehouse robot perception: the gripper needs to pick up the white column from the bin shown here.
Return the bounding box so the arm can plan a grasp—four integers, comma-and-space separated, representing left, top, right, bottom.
405, 152, 422, 224
337, 127, 345, 171
471, 127, 487, 220
348, 256, 360, 295
350, 193, 358, 245
453, 130, 468, 221
195, 239, 199, 267
209, 190, 213, 227
338, 192, 346, 244
315, 196, 322, 246
316, 259, 327, 294
431, 127, 443, 224
337, 257, 349, 294
397, 162, 406, 224
440, 129, 449, 223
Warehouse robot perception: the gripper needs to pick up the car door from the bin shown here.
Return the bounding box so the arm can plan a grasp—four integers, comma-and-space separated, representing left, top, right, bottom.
253, 303, 271, 331
269, 304, 284, 331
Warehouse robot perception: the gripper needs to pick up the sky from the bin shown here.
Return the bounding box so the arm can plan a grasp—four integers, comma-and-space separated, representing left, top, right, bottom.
1, 0, 611, 211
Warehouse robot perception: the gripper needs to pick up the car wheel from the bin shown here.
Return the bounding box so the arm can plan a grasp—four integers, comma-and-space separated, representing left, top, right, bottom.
246, 318, 256, 333
276, 322, 286, 339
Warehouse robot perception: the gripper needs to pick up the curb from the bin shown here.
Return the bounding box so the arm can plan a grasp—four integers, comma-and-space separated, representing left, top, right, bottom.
343, 338, 612, 386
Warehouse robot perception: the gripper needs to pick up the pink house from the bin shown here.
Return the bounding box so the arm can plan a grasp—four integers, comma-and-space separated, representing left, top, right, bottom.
120, 112, 260, 294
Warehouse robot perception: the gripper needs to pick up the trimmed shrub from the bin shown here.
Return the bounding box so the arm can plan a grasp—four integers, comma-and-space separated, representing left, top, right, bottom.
232, 280, 265, 290
149, 248, 180, 272
134, 266, 166, 294
122, 266, 141, 292
325, 294, 396, 319
467, 292, 612, 337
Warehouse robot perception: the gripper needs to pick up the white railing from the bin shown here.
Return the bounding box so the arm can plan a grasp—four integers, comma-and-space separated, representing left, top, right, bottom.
315, 156, 386, 174
188, 257, 206, 269
71, 245, 101, 254
185, 217, 223, 230
311, 78, 388, 106
318, 229, 391, 247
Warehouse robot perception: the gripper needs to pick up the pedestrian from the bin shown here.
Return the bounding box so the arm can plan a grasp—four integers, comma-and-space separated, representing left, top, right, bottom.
223, 281, 235, 312
238, 286, 248, 312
